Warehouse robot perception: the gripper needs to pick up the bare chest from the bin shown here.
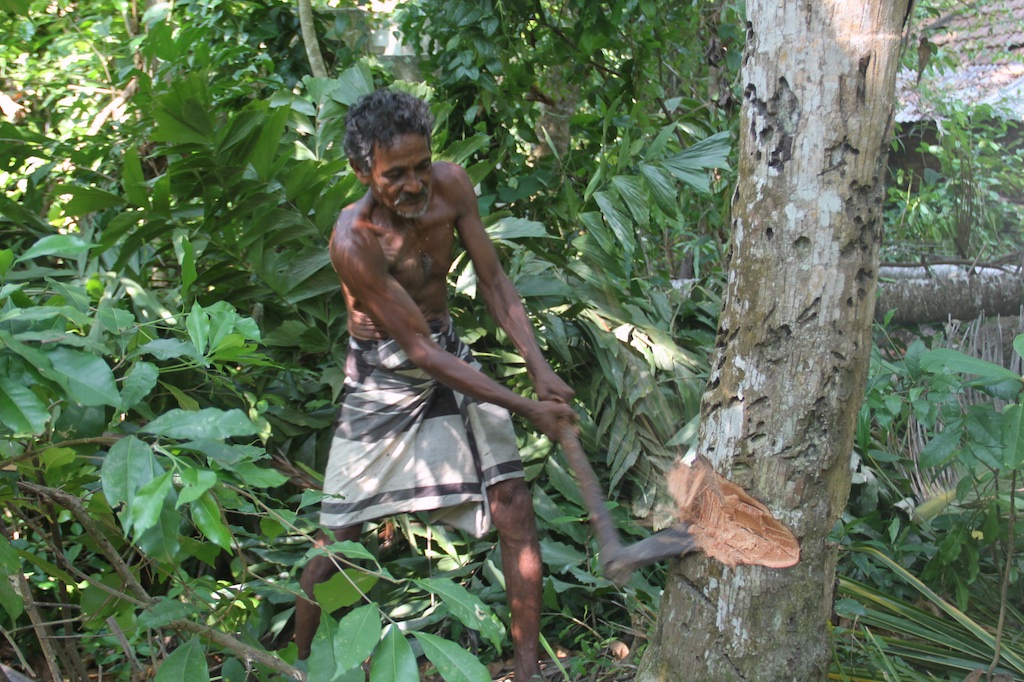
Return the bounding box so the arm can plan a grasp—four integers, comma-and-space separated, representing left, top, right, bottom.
378, 224, 455, 290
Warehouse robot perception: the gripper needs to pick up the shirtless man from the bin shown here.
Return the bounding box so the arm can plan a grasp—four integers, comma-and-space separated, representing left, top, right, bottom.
294, 90, 577, 680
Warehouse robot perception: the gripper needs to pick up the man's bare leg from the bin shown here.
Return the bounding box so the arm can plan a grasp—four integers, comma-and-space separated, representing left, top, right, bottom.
294, 525, 361, 660
488, 478, 543, 680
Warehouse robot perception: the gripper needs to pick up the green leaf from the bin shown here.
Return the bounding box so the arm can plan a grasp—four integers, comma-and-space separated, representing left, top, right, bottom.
412, 631, 491, 682
154, 637, 210, 682
1002, 403, 1024, 469
920, 348, 1021, 385
122, 146, 149, 208
369, 625, 418, 682
131, 471, 175, 535
176, 467, 218, 506
191, 491, 232, 550
638, 163, 678, 216
141, 408, 257, 440
660, 131, 732, 194
918, 425, 961, 469
485, 217, 550, 241
336, 603, 382, 673
0, 571, 23, 623
186, 300, 210, 358
173, 231, 197, 295
47, 346, 121, 407
120, 361, 159, 409
592, 191, 635, 258
101, 436, 160, 508
57, 185, 127, 216
610, 175, 650, 227
1014, 334, 1024, 364
413, 578, 506, 650
308, 612, 363, 682
15, 234, 95, 262
224, 461, 288, 487
0, 249, 13, 276
0, 378, 49, 436
314, 569, 380, 613
134, 492, 181, 564
137, 598, 199, 630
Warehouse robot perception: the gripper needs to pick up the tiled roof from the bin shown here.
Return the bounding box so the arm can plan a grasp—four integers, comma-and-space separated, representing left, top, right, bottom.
896, 0, 1024, 122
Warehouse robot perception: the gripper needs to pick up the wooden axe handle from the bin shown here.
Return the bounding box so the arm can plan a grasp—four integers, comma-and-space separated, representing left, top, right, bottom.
558, 427, 625, 560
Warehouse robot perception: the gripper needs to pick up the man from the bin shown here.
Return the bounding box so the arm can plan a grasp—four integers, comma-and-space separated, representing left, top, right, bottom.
294, 89, 578, 680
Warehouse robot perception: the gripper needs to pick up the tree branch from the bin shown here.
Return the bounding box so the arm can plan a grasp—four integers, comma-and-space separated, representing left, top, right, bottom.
297, 0, 328, 78
16, 482, 307, 680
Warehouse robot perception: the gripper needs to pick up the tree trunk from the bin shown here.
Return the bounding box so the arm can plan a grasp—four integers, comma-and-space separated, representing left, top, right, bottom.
877, 264, 1024, 324
298, 0, 328, 79
637, 2, 909, 680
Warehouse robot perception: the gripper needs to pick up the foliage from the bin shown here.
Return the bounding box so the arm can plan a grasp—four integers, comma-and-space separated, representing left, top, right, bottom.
885, 103, 1024, 261
0, 0, 736, 678
834, 327, 1024, 679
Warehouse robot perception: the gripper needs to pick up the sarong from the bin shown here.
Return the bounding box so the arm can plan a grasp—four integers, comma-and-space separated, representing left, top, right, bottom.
320, 319, 524, 537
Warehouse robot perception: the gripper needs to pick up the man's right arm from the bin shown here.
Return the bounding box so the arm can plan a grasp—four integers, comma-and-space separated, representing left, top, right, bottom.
331, 223, 575, 440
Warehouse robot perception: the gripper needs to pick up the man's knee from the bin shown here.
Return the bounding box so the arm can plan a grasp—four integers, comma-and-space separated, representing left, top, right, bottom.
489, 479, 536, 532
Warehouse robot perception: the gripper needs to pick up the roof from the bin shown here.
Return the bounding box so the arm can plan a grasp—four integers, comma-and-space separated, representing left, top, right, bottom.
896, 0, 1024, 122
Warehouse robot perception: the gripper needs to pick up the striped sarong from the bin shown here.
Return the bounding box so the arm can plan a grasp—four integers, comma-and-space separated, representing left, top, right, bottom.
320, 319, 524, 537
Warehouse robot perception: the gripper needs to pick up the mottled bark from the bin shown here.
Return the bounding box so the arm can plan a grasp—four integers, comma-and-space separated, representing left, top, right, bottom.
877, 265, 1024, 324
638, 2, 910, 680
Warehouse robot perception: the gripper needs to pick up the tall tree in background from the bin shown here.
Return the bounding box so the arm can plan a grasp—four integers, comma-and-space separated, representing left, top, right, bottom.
638, 1, 910, 679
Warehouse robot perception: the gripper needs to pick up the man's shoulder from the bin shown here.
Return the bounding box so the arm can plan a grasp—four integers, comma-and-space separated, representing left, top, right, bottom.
431, 160, 471, 186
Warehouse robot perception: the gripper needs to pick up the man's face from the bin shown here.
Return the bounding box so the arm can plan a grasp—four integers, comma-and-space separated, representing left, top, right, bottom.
360, 133, 433, 219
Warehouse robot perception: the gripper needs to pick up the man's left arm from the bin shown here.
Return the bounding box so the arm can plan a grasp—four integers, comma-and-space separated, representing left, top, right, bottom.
449, 165, 574, 405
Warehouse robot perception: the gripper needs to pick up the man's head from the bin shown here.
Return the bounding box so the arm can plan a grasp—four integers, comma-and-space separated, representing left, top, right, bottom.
345, 90, 435, 219
344, 90, 434, 175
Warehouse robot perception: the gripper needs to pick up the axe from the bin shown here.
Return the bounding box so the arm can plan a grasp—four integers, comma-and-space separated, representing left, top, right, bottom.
559, 428, 697, 585
558, 427, 800, 585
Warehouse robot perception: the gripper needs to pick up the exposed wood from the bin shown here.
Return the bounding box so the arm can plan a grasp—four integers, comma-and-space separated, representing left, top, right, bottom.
638, 1, 910, 679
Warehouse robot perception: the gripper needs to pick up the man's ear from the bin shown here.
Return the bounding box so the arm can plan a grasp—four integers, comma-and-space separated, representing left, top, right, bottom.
351, 160, 370, 185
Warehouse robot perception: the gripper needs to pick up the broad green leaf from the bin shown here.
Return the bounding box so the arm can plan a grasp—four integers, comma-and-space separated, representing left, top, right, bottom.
1014, 334, 1024, 364
0, 572, 22, 622
224, 461, 288, 487
173, 231, 197, 295
920, 348, 1021, 385
101, 436, 160, 508
413, 578, 506, 650
120, 361, 159, 409
0, 538, 23, 621
141, 408, 257, 440
134, 494, 181, 564
327, 63, 376, 106
638, 162, 678, 216
186, 301, 210, 358
485, 217, 550, 242
130, 471, 174, 535
47, 346, 120, 407
0, 249, 13, 276
610, 175, 650, 227
137, 598, 199, 630
917, 425, 961, 469
15, 234, 95, 262
412, 631, 491, 682
122, 146, 149, 208
143, 337, 200, 358
308, 612, 342, 682
176, 467, 218, 506
0, 378, 49, 435
191, 491, 232, 550
158, 381, 200, 411
369, 625, 418, 682
154, 637, 210, 682
593, 191, 635, 258
314, 569, 380, 613
1002, 403, 1024, 469
57, 185, 127, 216
660, 131, 731, 194
336, 603, 383, 673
